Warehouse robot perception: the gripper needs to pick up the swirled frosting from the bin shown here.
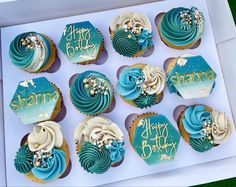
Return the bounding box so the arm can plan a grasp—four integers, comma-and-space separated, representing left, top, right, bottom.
160, 7, 204, 47
211, 111, 232, 144
142, 65, 166, 95
9, 32, 51, 73
105, 140, 125, 164
70, 71, 114, 115
31, 148, 66, 182
117, 66, 144, 100
74, 116, 123, 146
112, 29, 141, 57
79, 142, 112, 174
190, 137, 213, 153
182, 105, 211, 139
28, 121, 63, 153
14, 144, 34, 174
110, 12, 152, 33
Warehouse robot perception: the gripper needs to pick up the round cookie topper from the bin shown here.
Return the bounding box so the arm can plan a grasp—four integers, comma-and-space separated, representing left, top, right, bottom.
127, 113, 180, 165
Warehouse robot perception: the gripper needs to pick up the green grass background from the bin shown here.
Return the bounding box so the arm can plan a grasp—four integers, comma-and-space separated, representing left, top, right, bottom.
193, 1, 235, 187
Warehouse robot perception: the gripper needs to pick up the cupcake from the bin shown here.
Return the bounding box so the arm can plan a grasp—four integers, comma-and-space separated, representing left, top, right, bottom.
126, 112, 180, 165
117, 64, 165, 108
9, 32, 57, 73
165, 55, 216, 99
157, 7, 204, 49
74, 117, 125, 174
70, 71, 114, 115
58, 21, 104, 65
9, 77, 63, 125
174, 104, 233, 153
14, 121, 70, 183
109, 12, 154, 57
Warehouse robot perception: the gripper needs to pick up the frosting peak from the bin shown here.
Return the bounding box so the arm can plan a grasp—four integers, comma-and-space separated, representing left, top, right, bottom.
211, 111, 232, 144
74, 116, 123, 146
28, 121, 63, 152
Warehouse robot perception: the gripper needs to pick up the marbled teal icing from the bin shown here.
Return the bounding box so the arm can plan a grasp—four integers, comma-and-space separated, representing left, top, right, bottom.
79, 142, 112, 174
112, 29, 141, 57
14, 144, 34, 174
70, 71, 113, 115
166, 55, 216, 99
9, 77, 60, 125
117, 67, 144, 100
190, 137, 213, 152
182, 105, 211, 139
31, 148, 66, 182
105, 140, 125, 164
132, 115, 180, 165
160, 7, 204, 47
9, 32, 51, 72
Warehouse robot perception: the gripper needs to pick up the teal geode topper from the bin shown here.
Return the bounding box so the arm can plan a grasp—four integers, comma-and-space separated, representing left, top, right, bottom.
132, 114, 180, 165
58, 21, 103, 64
10, 77, 60, 125
166, 55, 217, 99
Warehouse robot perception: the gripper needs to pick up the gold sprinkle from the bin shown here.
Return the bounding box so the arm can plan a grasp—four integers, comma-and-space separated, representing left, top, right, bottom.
127, 34, 132, 39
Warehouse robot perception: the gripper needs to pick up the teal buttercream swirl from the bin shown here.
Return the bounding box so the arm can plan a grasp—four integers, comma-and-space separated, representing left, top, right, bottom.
133, 94, 157, 109
9, 32, 51, 72
31, 148, 66, 182
14, 144, 34, 174
182, 105, 211, 139
79, 142, 112, 174
105, 141, 125, 164
136, 29, 154, 50
70, 71, 113, 115
160, 7, 204, 47
190, 137, 213, 152
117, 67, 144, 100
112, 29, 141, 57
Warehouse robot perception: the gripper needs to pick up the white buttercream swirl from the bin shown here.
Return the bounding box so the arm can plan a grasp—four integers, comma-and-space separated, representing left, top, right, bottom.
74, 117, 123, 146
28, 121, 63, 152
110, 12, 152, 33
211, 111, 232, 144
142, 65, 166, 95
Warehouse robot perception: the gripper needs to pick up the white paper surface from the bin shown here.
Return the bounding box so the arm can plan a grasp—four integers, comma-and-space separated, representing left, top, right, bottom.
1, 0, 236, 186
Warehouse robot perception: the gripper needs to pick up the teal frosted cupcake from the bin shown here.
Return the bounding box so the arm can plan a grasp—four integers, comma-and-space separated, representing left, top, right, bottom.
70, 71, 114, 115
9, 32, 57, 73
117, 63, 166, 108
109, 12, 154, 57
174, 105, 233, 153
74, 116, 125, 174
14, 121, 70, 183
157, 7, 204, 49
